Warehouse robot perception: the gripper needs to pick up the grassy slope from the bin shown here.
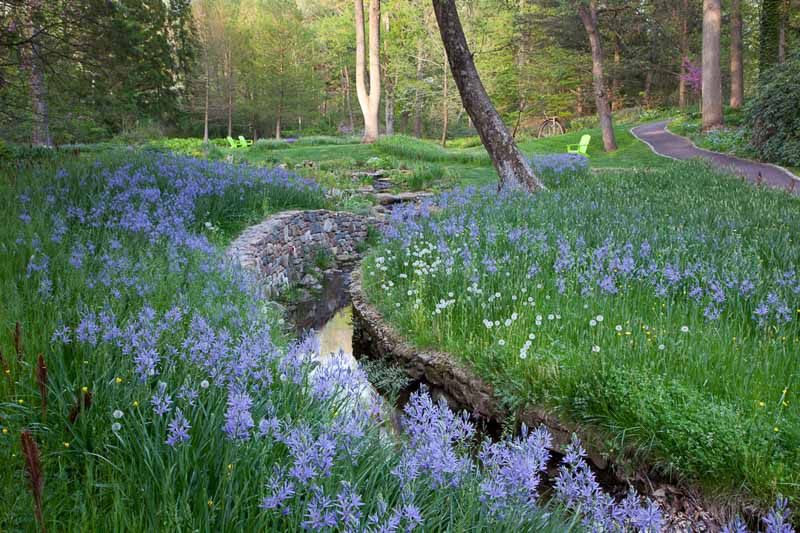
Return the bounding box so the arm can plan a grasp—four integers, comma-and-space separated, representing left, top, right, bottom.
361, 161, 800, 505
220, 124, 669, 190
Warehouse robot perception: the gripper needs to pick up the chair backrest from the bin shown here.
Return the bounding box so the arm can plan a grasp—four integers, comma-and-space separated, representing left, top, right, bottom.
238, 135, 246, 142
226, 136, 237, 147
579, 134, 591, 148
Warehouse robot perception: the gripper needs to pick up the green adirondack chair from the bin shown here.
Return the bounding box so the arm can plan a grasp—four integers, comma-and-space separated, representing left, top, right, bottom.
566, 134, 591, 156
238, 135, 253, 148
226, 136, 238, 149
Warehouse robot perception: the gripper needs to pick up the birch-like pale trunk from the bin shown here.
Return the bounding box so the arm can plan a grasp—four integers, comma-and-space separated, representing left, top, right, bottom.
354, 0, 381, 143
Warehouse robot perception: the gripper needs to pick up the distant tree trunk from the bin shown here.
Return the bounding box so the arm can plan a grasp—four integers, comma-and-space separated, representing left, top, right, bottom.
275, 92, 283, 140
778, 0, 789, 64
679, 0, 689, 108
385, 93, 395, 135
760, 0, 781, 80
400, 109, 409, 134
611, 32, 621, 111
730, 0, 744, 109
25, 1, 51, 146
343, 66, 355, 133
431, 0, 544, 191
203, 49, 210, 143
354, 0, 381, 143
577, 0, 617, 152
441, 48, 448, 146
413, 41, 424, 137
225, 45, 233, 137
702, 0, 723, 130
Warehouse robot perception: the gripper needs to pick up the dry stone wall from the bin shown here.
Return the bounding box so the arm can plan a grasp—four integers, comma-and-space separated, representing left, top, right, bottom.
227, 209, 374, 293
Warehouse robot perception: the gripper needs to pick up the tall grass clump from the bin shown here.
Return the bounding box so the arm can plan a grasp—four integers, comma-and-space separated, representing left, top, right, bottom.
363, 160, 800, 507
0, 151, 671, 531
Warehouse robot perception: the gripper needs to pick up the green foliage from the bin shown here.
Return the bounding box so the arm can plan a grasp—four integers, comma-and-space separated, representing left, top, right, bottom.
747, 52, 800, 167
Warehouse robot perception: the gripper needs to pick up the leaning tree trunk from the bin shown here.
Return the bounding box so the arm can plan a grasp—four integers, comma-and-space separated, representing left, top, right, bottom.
702, 0, 723, 130
730, 0, 744, 109
440, 48, 448, 147
577, 0, 617, 152
354, 0, 381, 143
431, 0, 544, 191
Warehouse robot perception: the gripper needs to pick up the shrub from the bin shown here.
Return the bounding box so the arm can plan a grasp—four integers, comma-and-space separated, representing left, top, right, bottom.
746, 51, 800, 166
112, 122, 165, 145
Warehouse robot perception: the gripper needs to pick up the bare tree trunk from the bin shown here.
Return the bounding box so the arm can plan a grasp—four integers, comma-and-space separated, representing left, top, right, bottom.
778, 0, 789, 63
577, 1, 617, 152
275, 92, 283, 140
611, 32, 621, 111
25, 1, 50, 146
343, 66, 355, 133
679, 0, 689, 109
385, 70, 396, 135
575, 87, 583, 116
440, 48, 448, 146
702, 0, 723, 130
432, 0, 544, 191
354, 0, 381, 143
730, 0, 744, 109
203, 52, 210, 143
413, 41, 424, 138
226, 47, 233, 137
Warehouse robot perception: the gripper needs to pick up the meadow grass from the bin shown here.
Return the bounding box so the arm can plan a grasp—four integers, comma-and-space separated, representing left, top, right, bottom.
362, 160, 800, 505
0, 151, 592, 532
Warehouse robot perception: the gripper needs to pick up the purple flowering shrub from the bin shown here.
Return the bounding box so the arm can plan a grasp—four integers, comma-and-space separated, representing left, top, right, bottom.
363, 160, 800, 504
1, 152, 665, 531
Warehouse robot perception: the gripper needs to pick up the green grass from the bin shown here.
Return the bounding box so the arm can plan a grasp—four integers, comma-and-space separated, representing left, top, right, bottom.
362, 160, 800, 506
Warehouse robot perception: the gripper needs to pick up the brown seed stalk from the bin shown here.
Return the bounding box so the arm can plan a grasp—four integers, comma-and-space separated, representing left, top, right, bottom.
68, 391, 92, 425
14, 321, 23, 363
20, 431, 45, 532
0, 347, 10, 382
36, 354, 47, 421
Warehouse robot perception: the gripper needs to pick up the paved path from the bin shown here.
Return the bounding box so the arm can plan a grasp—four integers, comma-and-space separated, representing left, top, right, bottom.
631, 120, 800, 192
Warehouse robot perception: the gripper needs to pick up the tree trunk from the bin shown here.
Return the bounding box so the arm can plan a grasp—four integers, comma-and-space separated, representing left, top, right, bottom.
702, 0, 723, 130
576, 86, 583, 116
384, 95, 394, 136
760, 0, 781, 80
778, 0, 789, 64
730, 0, 744, 109
413, 41, 424, 138
441, 48, 448, 146
611, 32, 621, 111
679, 0, 689, 108
226, 47, 233, 137
203, 52, 210, 143
275, 92, 283, 140
431, 0, 544, 191
343, 66, 355, 133
25, 1, 50, 146
354, 0, 381, 143
577, 1, 617, 152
